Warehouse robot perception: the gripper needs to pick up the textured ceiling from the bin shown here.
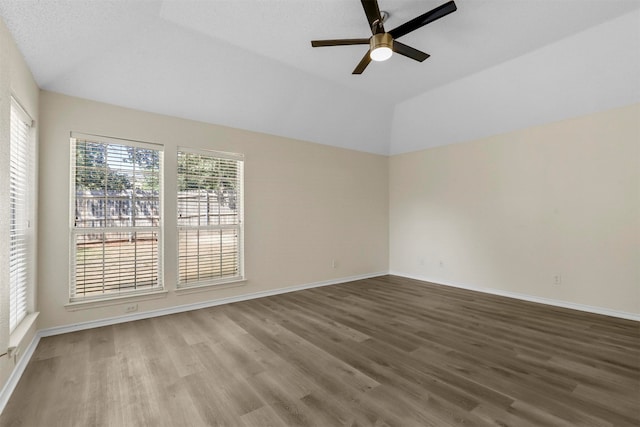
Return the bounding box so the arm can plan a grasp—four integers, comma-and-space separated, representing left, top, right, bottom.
1, 0, 639, 154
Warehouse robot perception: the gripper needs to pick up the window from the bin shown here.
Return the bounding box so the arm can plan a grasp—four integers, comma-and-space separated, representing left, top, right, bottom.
177, 148, 243, 287
9, 98, 34, 332
70, 133, 163, 301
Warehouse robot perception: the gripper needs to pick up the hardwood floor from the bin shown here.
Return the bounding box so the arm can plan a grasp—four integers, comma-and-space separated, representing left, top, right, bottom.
1, 275, 639, 426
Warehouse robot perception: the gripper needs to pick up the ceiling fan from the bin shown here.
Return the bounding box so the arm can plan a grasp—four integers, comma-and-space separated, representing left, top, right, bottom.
311, 0, 457, 74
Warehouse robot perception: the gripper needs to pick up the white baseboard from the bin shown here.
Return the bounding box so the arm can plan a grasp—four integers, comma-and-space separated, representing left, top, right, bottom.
389, 271, 640, 322
39, 271, 388, 337
0, 333, 40, 414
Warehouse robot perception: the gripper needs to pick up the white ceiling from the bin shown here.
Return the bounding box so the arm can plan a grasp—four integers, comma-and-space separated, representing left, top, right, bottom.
1, 0, 639, 154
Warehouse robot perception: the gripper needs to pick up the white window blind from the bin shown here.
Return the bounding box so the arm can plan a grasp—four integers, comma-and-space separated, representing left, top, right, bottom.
9, 99, 33, 332
71, 133, 163, 301
177, 148, 244, 287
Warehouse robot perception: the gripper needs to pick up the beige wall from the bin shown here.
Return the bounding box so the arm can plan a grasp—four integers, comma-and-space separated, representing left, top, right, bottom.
37, 91, 389, 330
0, 17, 39, 394
390, 103, 640, 315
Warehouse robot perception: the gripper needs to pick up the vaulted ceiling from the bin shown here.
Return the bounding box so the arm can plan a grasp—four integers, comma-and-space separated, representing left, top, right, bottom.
1, 0, 639, 154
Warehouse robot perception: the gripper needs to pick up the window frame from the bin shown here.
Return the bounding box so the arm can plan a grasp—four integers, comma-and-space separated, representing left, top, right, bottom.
69, 132, 164, 302
9, 97, 35, 333
176, 147, 244, 289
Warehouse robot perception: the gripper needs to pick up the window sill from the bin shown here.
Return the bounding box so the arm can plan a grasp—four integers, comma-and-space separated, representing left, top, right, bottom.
9, 312, 39, 352
65, 289, 169, 311
175, 278, 247, 295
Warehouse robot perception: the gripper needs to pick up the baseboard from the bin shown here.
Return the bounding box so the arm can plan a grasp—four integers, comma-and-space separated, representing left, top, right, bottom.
39, 271, 387, 337
0, 333, 40, 414
389, 271, 640, 322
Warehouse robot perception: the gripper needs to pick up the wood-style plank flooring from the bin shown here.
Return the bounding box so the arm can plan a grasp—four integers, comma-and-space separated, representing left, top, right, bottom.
2, 275, 639, 426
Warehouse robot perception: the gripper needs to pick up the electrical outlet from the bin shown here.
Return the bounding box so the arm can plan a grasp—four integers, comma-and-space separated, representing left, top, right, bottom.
553, 275, 562, 286
331, 259, 337, 269
125, 303, 138, 313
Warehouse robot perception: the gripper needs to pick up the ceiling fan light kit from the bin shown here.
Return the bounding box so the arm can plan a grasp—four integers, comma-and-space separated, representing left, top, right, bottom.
370, 33, 393, 61
311, 0, 457, 74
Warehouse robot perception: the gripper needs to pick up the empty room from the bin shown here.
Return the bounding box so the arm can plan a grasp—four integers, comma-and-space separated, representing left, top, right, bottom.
0, 0, 638, 426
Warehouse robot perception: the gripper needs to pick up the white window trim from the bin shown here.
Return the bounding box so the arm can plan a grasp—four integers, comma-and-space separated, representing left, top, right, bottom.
64, 289, 168, 311
176, 147, 245, 289
69, 132, 165, 302
9, 96, 36, 335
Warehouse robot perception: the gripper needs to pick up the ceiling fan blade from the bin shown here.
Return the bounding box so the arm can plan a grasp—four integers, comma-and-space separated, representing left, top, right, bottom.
393, 41, 430, 62
311, 38, 370, 47
388, 1, 457, 39
361, 0, 384, 34
352, 51, 372, 74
